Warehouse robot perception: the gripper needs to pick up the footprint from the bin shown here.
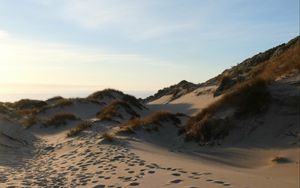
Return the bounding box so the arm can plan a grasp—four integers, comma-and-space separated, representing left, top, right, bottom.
171, 173, 181, 176
129, 182, 140, 186
188, 176, 200, 179
93, 185, 105, 188
169, 179, 183, 184
214, 180, 225, 184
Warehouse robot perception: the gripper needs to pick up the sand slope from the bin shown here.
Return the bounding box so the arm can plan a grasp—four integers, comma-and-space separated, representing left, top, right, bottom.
0, 116, 36, 167
148, 86, 219, 115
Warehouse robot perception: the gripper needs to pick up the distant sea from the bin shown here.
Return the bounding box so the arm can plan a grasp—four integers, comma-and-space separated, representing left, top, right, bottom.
0, 90, 154, 102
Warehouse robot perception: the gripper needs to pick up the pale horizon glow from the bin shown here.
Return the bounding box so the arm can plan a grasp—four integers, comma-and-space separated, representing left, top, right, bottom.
0, 0, 298, 101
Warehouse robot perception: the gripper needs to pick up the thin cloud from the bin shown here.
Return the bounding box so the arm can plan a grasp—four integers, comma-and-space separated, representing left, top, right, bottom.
0, 31, 188, 88
0, 30, 10, 39
59, 0, 197, 40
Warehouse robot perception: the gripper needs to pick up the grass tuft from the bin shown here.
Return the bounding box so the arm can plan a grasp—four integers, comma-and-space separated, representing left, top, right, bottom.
66, 121, 93, 137
117, 111, 181, 134
21, 116, 38, 129
102, 132, 116, 142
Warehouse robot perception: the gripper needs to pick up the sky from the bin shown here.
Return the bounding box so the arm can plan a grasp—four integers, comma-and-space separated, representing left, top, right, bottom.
0, 0, 299, 101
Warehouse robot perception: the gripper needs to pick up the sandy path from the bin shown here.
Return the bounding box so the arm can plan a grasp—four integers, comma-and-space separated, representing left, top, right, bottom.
0, 133, 221, 188
0, 129, 298, 188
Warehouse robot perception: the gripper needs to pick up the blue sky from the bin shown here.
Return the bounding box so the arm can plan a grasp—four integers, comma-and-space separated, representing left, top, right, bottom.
0, 0, 299, 101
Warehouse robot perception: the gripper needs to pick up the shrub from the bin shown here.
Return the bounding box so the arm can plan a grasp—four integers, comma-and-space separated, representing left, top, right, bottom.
66, 121, 93, 137
44, 113, 79, 127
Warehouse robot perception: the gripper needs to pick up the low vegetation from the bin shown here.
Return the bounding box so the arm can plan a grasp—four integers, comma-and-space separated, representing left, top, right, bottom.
88, 88, 145, 109
21, 116, 38, 129
66, 121, 94, 137
87, 88, 123, 100
44, 113, 79, 127
212, 36, 300, 96
9, 99, 47, 116
40, 98, 74, 113
12, 99, 47, 110
117, 111, 181, 134
102, 132, 116, 142
252, 42, 300, 81
55, 99, 73, 107
46, 96, 64, 103
271, 156, 291, 164
17, 109, 39, 116
185, 78, 271, 142
122, 94, 145, 110
184, 37, 299, 143
96, 100, 140, 121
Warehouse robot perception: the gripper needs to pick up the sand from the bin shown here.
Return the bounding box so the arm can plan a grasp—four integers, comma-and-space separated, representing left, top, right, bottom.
148, 86, 220, 115
0, 78, 299, 188
0, 127, 298, 188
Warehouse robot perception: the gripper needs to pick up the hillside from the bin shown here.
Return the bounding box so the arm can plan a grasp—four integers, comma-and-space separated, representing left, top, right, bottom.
146, 36, 300, 107
144, 80, 199, 103
0, 116, 36, 166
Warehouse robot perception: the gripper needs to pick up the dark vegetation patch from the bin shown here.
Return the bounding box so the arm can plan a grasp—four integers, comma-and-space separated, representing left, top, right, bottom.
39, 98, 74, 113
212, 36, 300, 96
66, 121, 94, 137
185, 78, 271, 142
21, 116, 38, 129
87, 88, 123, 100
12, 99, 47, 110
271, 156, 292, 164
43, 113, 79, 127
117, 111, 182, 134
96, 100, 140, 121
88, 88, 145, 110
144, 80, 199, 103
46, 96, 64, 103
102, 132, 116, 142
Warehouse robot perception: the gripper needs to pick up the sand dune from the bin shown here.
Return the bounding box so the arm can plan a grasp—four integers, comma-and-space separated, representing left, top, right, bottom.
0, 76, 299, 187
0, 37, 299, 187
